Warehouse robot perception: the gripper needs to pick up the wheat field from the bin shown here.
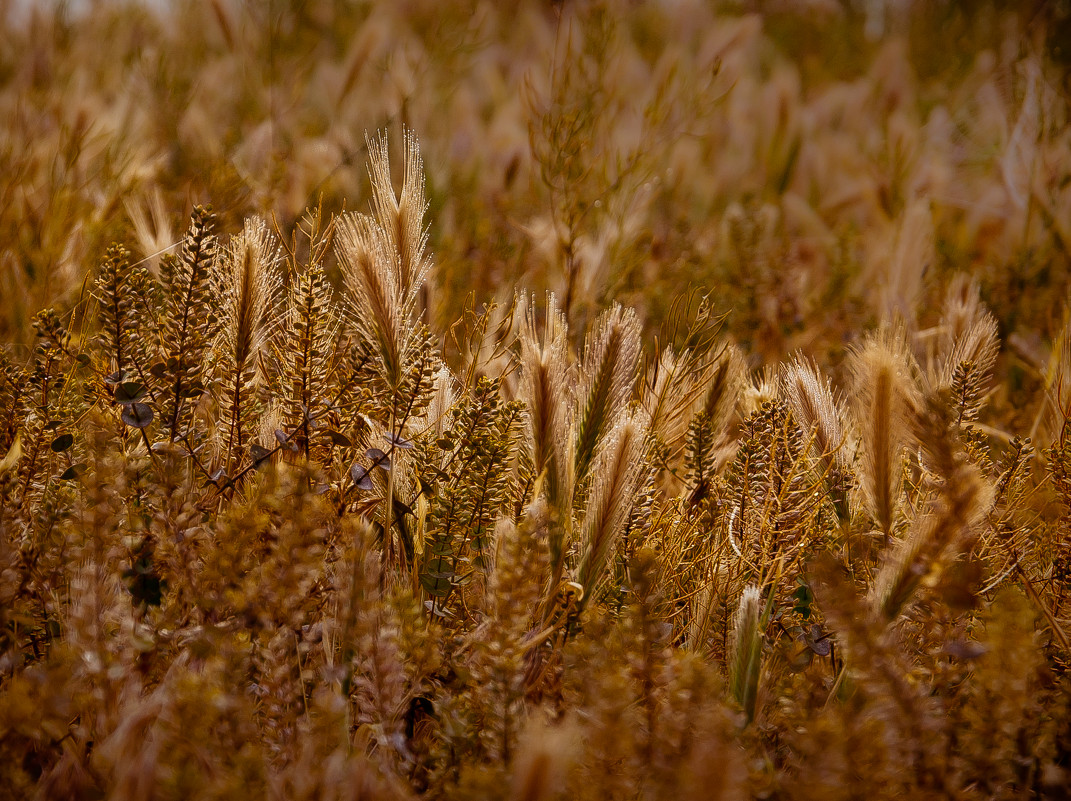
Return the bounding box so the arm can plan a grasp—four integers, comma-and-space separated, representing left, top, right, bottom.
2, 1, 1071, 799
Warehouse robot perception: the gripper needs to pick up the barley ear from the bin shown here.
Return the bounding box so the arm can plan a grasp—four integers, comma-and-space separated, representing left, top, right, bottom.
848, 324, 920, 542
366, 127, 431, 308
684, 343, 745, 503
869, 395, 987, 620
728, 584, 763, 723
215, 217, 282, 476
519, 292, 571, 511
572, 304, 642, 501
931, 276, 999, 425
574, 409, 649, 608
782, 355, 851, 518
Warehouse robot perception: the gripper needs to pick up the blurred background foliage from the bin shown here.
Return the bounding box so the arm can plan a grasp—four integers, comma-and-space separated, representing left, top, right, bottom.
2, 0, 1067, 361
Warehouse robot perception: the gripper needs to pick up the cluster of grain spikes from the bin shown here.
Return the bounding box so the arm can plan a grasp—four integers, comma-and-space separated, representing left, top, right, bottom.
3, 129, 1071, 798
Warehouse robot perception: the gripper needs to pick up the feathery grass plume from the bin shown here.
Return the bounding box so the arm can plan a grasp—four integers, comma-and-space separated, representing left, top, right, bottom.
641, 295, 727, 482
929, 277, 999, 426
253, 625, 304, 764
572, 303, 642, 503
215, 217, 282, 476
728, 584, 762, 723
124, 188, 174, 277
274, 208, 340, 461
806, 553, 950, 797
518, 292, 571, 512
739, 364, 780, 418
351, 594, 410, 775
782, 356, 846, 477
574, 408, 649, 608
952, 587, 1060, 798
336, 133, 437, 435
848, 324, 920, 544
869, 394, 986, 621
338, 211, 403, 391
159, 205, 218, 445
782, 355, 851, 519
425, 365, 457, 445
366, 128, 432, 306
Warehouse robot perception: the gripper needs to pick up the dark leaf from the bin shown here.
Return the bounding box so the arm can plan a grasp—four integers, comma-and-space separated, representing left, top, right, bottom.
60, 463, 87, 480
326, 429, 353, 447
386, 431, 414, 449
805, 625, 832, 656
121, 403, 154, 429
75, 353, 91, 367
274, 429, 299, 452
436, 437, 454, 451
149, 361, 168, 379
419, 573, 453, 598
366, 448, 391, 471
114, 382, 145, 403
350, 464, 373, 491
104, 370, 125, 386
50, 433, 74, 452
249, 443, 271, 465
